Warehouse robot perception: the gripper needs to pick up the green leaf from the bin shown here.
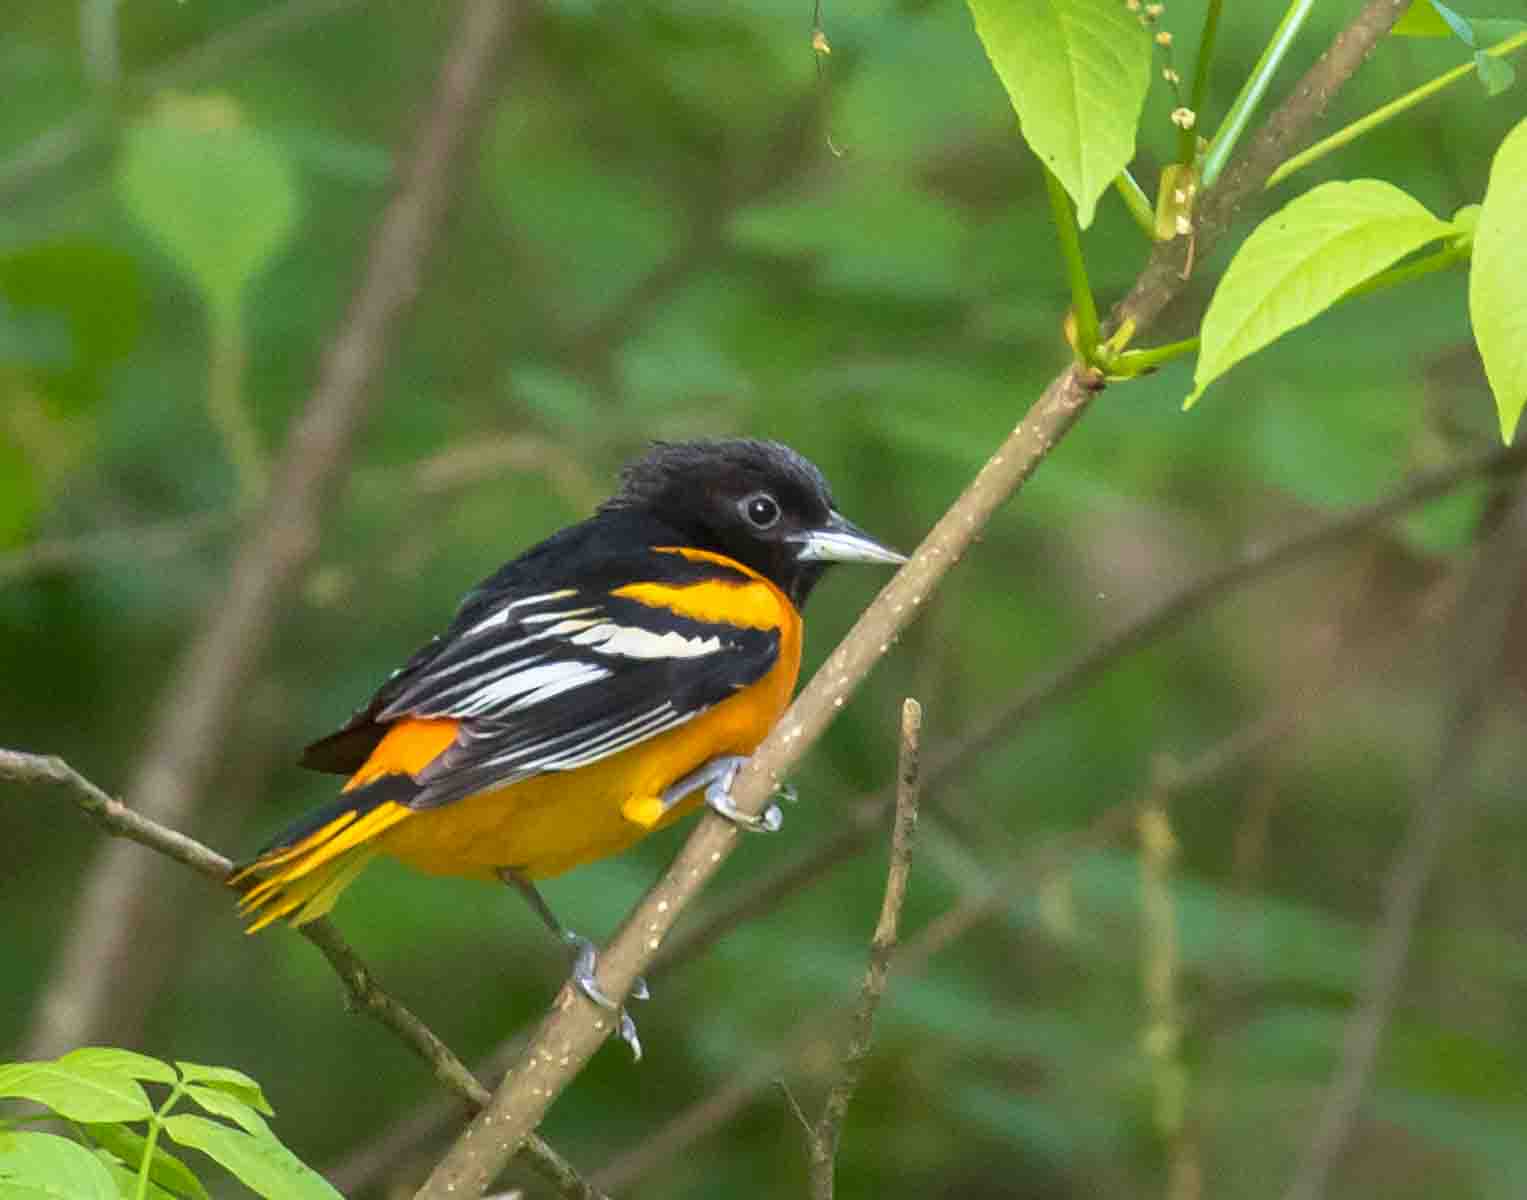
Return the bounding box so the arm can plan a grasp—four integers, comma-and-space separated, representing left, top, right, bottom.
1393, 0, 1474, 41
1474, 18, 1527, 44
181, 1086, 266, 1137
96, 1155, 179, 1200
0, 1130, 119, 1199
58, 1049, 177, 1087
116, 93, 300, 323
1189, 180, 1452, 406
162, 1116, 340, 1200
965, 0, 1150, 227
81, 1124, 209, 1200
1392, 0, 1456, 38
0, 1062, 153, 1123
172, 1065, 272, 1117
1474, 49, 1515, 95
1470, 117, 1527, 441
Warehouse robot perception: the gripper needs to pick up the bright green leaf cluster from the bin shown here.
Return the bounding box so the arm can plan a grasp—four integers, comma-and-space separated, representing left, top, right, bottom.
0, 1049, 337, 1200
965, 0, 1151, 228
1187, 115, 1527, 443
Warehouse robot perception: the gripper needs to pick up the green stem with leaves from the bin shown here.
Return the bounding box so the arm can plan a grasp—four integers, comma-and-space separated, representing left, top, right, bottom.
1112, 334, 1200, 376
1200, 0, 1318, 188
1179, 0, 1224, 164
1266, 31, 1527, 189
1343, 238, 1472, 301
1111, 238, 1473, 378
135, 1079, 186, 1200
1114, 170, 1158, 240
207, 305, 266, 505
1044, 165, 1100, 362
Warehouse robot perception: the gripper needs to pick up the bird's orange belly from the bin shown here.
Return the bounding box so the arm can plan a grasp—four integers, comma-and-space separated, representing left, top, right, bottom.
377, 660, 796, 880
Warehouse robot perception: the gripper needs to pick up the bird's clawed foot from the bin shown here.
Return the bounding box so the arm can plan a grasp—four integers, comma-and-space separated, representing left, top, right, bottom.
499, 868, 648, 1060
661, 754, 785, 833
564, 930, 648, 1061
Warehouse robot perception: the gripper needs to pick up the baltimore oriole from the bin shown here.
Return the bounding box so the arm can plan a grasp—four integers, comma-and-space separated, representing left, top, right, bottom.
230, 439, 903, 1052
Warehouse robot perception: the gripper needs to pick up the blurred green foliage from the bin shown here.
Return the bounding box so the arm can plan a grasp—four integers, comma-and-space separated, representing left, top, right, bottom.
2, 1, 1526, 1197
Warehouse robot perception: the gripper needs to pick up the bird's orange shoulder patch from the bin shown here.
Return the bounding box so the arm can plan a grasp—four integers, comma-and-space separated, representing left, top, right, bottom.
342, 717, 460, 792
614, 547, 794, 630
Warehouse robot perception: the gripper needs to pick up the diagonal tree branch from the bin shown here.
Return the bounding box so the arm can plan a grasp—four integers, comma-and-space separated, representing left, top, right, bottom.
416, 3, 1416, 1191
417, 361, 1100, 1198
0, 746, 607, 1200
25, 0, 520, 1058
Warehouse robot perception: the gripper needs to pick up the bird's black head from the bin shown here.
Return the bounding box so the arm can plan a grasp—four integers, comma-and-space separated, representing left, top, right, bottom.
600, 439, 905, 607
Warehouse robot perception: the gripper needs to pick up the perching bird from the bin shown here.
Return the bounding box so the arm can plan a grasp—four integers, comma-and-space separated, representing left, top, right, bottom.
230, 439, 904, 1054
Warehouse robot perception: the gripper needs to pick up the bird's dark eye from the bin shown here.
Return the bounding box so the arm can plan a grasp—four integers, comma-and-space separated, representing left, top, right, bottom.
739, 491, 781, 530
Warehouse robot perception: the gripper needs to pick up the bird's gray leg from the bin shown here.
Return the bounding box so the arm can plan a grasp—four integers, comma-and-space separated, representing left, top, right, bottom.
660, 754, 785, 833
498, 867, 648, 1060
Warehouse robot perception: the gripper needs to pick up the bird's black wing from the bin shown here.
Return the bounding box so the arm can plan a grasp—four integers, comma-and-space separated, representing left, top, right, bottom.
301, 540, 785, 810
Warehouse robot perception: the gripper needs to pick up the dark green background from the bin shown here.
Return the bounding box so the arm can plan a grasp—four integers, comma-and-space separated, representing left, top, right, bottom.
3, 1, 1525, 1196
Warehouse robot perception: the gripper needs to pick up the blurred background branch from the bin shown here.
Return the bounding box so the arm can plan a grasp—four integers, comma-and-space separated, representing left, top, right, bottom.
1284, 484, 1527, 1200
23, 0, 519, 1058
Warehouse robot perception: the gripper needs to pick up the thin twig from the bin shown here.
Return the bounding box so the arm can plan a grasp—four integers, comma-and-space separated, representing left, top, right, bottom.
1137, 761, 1196, 1200
24, 0, 519, 1058
1282, 486, 1527, 1200
0, 746, 606, 1200
1, 749, 232, 878
806, 699, 922, 1199
594, 708, 1297, 1194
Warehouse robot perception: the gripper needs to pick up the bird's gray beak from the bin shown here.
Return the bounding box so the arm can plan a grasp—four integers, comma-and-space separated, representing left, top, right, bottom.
790, 511, 907, 566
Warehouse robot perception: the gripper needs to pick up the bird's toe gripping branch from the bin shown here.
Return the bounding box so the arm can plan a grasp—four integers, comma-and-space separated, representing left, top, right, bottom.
563, 931, 647, 1061
499, 868, 648, 1060
662, 754, 784, 834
